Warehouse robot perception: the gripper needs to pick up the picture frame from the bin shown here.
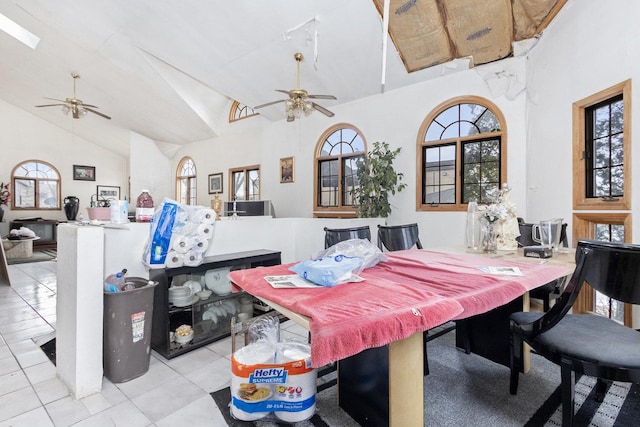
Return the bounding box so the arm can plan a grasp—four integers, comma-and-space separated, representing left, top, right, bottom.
96, 185, 120, 203
280, 156, 294, 183
73, 165, 95, 181
208, 173, 223, 194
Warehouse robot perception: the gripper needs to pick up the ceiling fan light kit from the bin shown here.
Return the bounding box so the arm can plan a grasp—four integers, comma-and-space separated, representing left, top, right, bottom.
254, 52, 336, 122
35, 73, 111, 120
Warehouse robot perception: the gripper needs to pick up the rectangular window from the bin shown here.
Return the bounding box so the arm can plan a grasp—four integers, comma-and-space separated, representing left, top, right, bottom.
422, 144, 456, 204
573, 80, 630, 210
585, 96, 624, 199
230, 166, 260, 201
461, 138, 500, 204
342, 156, 361, 206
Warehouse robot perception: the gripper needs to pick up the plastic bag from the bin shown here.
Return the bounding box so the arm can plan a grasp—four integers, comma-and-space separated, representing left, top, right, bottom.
315, 238, 387, 274
289, 254, 363, 287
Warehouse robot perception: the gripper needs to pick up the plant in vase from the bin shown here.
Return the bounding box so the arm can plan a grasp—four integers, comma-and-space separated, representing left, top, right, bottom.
0, 181, 10, 223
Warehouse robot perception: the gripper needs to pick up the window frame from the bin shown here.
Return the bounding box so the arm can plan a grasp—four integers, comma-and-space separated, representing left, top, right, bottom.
229, 100, 259, 123
176, 157, 197, 205
11, 160, 61, 210
313, 123, 367, 218
572, 80, 631, 210
416, 96, 507, 212
228, 165, 261, 201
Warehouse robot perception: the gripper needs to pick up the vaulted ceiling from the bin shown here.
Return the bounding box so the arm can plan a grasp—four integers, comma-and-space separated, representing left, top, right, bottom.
0, 0, 565, 157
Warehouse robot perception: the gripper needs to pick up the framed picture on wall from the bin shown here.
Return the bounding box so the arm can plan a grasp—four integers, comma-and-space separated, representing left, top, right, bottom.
96, 185, 120, 203
280, 156, 294, 183
208, 173, 223, 194
73, 165, 95, 181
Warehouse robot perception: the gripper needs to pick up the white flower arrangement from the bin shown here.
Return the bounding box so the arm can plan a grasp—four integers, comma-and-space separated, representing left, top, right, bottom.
477, 184, 517, 225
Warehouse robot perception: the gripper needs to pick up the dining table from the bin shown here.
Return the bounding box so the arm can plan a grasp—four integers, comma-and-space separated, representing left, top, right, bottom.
229, 246, 575, 427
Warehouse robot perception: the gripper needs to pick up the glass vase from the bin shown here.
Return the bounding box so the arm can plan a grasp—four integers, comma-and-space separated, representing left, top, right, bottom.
482, 223, 498, 253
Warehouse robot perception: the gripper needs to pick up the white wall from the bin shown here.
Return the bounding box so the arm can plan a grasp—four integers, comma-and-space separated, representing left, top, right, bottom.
172, 58, 530, 249
129, 131, 172, 205
0, 99, 128, 223
525, 0, 640, 245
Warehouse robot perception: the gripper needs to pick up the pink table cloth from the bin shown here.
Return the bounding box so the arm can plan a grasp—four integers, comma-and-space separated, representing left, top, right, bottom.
229, 249, 572, 366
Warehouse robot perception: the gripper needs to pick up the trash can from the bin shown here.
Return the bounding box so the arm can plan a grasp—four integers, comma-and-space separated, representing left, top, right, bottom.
103, 277, 158, 383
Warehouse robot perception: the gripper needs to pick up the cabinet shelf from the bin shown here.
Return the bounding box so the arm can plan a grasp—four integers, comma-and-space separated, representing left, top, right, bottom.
150, 249, 281, 359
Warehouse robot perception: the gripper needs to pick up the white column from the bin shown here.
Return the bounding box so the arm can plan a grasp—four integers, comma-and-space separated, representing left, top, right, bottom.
56, 224, 104, 398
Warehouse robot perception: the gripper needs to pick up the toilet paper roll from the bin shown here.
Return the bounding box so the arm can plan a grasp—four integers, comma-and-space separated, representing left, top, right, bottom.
171, 235, 193, 254
192, 238, 209, 253
166, 252, 184, 268
191, 208, 217, 224
183, 250, 202, 267
197, 223, 214, 239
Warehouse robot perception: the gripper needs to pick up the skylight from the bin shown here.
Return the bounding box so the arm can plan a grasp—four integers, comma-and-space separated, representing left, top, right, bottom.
0, 13, 39, 49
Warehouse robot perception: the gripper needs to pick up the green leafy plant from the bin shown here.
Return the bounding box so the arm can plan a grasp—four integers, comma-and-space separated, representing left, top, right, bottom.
351, 141, 407, 218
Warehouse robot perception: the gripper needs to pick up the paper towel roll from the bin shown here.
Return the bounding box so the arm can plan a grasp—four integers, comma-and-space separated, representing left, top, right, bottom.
191, 208, 217, 224
183, 250, 202, 267
166, 252, 184, 268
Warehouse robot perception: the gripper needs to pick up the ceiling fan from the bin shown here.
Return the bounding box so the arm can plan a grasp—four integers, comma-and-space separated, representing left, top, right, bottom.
254, 52, 336, 122
35, 73, 111, 120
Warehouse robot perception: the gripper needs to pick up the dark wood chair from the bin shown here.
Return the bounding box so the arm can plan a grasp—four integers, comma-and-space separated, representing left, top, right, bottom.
376, 223, 423, 251
517, 221, 569, 311
509, 239, 640, 426
323, 225, 371, 249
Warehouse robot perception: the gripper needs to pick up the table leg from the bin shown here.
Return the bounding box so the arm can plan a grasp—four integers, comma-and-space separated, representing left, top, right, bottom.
338, 332, 423, 427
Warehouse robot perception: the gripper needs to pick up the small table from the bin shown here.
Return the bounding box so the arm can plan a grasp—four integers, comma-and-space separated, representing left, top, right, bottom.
1, 237, 40, 259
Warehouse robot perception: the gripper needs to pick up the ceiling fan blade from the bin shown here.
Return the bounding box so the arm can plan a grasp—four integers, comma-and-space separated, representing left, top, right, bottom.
307, 94, 337, 100
311, 102, 335, 117
84, 107, 112, 120
80, 103, 99, 108
43, 97, 68, 103
275, 89, 291, 95
35, 103, 66, 108
254, 99, 287, 109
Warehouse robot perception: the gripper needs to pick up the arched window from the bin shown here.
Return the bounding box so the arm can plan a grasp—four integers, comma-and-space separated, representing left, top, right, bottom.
314, 124, 367, 218
417, 96, 506, 211
229, 101, 258, 122
11, 160, 61, 210
176, 157, 197, 205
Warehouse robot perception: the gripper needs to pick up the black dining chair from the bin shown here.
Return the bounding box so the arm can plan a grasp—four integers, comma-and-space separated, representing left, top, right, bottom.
517, 221, 569, 311
323, 225, 371, 249
377, 223, 423, 251
509, 239, 640, 426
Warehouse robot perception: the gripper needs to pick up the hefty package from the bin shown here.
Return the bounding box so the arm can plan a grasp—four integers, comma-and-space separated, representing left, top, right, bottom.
231, 341, 317, 423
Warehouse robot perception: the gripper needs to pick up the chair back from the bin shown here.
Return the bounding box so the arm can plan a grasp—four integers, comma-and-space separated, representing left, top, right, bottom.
517, 222, 568, 247
377, 223, 423, 251
523, 239, 640, 338
323, 225, 371, 249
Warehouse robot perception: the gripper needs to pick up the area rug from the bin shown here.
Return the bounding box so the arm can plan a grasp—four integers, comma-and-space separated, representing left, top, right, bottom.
211, 331, 639, 426
6, 249, 57, 265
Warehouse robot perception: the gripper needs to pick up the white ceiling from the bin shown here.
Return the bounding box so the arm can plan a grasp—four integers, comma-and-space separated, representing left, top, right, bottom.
0, 1, 560, 157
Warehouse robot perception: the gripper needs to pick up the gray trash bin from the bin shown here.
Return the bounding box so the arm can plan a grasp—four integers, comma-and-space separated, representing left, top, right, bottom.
103, 277, 158, 383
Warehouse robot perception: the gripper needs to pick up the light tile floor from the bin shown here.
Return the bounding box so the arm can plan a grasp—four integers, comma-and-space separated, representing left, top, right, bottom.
0, 260, 309, 426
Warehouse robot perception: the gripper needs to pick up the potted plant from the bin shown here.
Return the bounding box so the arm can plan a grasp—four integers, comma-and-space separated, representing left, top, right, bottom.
351, 141, 407, 218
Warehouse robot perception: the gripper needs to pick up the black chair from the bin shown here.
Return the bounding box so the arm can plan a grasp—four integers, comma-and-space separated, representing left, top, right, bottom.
517, 221, 569, 311
509, 239, 640, 426
323, 225, 371, 249
377, 223, 423, 251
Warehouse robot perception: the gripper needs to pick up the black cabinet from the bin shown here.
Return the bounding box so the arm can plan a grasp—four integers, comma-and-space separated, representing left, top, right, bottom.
150, 249, 281, 359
